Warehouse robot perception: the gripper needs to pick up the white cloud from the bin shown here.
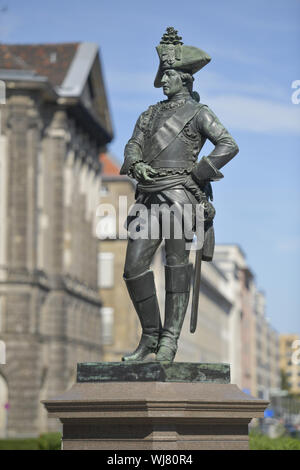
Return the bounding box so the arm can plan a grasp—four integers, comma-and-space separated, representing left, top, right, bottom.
196, 71, 288, 102
107, 68, 300, 135
208, 44, 266, 67
106, 70, 158, 95
206, 94, 300, 135
233, 14, 300, 34
276, 237, 300, 254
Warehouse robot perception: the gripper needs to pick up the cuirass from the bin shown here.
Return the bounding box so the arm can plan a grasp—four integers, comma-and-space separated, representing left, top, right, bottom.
150, 133, 196, 169
140, 99, 207, 171
142, 100, 207, 170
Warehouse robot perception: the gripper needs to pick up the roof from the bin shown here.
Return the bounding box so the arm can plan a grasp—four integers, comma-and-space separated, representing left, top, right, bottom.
0, 43, 79, 87
0, 45, 33, 71
0, 42, 113, 145
100, 153, 120, 176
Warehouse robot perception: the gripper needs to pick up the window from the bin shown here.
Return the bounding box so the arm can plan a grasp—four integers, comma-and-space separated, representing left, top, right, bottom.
0, 340, 5, 364
98, 252, 114, 288
214, 251, 229, 259
100, 185, 109, 197
0, 374, 8, 437
0, 131, 7, 270
0, 80, 5, 105
0, 297, 2, 332
87, 75, 95, 100
234, 265, 239, 280
49, 52, 57, 63
101, 307, 114, 344
96, 214, 116, 239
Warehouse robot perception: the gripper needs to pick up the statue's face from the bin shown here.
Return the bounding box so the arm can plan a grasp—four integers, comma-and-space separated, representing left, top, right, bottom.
161, 69, 183, 97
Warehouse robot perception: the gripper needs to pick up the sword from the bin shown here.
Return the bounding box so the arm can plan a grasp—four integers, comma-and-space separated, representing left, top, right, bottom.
190, 245, 203, 334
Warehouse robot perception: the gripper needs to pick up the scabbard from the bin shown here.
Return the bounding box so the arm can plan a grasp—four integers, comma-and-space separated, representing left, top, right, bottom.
190, 248, 203, 333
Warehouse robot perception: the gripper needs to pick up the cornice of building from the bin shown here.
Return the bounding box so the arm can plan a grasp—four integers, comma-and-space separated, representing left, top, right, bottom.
0, 267, 102, 307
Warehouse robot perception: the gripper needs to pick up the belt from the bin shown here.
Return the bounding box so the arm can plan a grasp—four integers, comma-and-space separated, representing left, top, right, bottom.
151, 160, 193, 168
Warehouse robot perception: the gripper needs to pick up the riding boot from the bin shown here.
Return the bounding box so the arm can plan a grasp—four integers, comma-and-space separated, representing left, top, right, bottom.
122, 270, 161, 361
156, 264, 193, 362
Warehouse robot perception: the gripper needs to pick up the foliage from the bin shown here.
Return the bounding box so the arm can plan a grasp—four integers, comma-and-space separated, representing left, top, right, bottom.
0, 432, 61, 450
37, 433, 61, 450
1, 431, 300, 450
280, 369, 291, 392
0, 438, 40, 450
249, 431, 300, 450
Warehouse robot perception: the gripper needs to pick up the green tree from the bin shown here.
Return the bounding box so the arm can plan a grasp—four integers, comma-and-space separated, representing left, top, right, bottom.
280, 369, 291, 392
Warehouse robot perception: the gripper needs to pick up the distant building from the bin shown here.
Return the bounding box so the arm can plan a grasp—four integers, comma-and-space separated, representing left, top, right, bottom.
254, 291, 280, 399
214, 244, 280, 398
97, 153, 139, 361
213, 245, 245, 388
176, 255, 232, 364
240, 266, 257, 396
279, 334, 300, 395
0, 42, 113, 436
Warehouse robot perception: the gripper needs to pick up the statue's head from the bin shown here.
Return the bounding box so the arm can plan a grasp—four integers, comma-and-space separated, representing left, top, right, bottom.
154, 27, 211, 92
161, 69, 194, 98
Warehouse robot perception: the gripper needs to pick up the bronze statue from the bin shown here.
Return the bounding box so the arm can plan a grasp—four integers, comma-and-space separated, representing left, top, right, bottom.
120, 27, 239, 362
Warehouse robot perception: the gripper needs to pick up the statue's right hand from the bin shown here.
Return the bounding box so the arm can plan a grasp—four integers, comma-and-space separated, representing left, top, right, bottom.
133, 162, 158, 182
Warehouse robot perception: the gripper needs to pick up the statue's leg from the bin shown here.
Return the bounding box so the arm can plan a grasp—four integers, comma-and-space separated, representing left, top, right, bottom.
122, 220, 162, 361
156, 213, 193, 362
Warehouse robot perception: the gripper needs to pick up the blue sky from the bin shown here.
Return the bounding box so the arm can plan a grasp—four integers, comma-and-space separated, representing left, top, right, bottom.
1, 0, 300, 334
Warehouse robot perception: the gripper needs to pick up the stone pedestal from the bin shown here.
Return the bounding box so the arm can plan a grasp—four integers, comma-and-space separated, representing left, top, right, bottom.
42, 362, 268, 450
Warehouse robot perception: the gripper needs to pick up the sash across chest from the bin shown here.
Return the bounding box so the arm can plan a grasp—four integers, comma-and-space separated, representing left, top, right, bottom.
144, 101, 204, 165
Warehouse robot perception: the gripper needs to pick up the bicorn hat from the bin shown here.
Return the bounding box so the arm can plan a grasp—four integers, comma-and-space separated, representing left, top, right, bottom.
154, 27, 211, 88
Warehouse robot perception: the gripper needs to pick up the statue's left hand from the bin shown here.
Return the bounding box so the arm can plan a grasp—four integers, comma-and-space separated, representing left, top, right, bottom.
133, 162, 158, 182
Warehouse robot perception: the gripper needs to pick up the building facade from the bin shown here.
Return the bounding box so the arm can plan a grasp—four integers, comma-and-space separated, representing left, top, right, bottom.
239, 266, 257, 396
0, 42, 113, 436
279, 334, 300, 396
174, 254, 232, 365
97, 153, 139, 361
213, 245, 246, 388
254, 291, 280, 399
214, 244, 280, 398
